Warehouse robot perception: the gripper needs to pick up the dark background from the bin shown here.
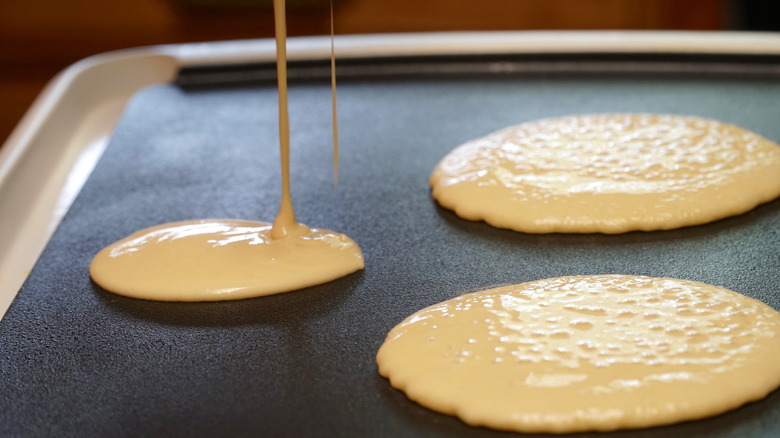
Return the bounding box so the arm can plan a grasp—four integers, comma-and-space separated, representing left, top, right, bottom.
2, 0, 779, 146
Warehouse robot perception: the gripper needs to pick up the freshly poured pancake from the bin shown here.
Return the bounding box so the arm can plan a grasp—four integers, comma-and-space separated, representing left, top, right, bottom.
430, 114, 780, 233
90, 219, 363, 301
90, 0, 364, 301
377, 275, 780, 433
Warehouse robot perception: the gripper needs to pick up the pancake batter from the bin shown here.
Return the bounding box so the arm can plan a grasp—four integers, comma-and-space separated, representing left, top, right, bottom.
430, 114, 780, 233
90, 0, 363, 301
377, 275, 780, 433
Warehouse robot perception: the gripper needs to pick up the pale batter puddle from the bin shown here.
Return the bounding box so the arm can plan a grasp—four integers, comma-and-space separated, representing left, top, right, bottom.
90, 0, 363, 301
90, 219, 362, 301
377, 275, 780, 433
430, 114, 780, 233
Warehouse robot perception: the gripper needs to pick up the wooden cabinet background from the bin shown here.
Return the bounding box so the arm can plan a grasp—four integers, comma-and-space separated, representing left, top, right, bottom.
0, 0, 728, 144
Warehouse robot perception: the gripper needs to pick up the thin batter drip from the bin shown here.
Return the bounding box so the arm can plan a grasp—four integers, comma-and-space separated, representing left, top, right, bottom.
89, 0, 363, 301
270, 0, 301, 240
330, 0, 340, 184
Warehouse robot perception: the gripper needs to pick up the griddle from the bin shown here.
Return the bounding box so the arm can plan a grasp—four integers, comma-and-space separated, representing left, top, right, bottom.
2, 48, 780, 437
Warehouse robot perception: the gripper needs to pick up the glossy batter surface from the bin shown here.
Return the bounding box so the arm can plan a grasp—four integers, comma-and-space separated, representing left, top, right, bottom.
89, 0, 364, 301
430, 114, 780, 233
90, 219, 363, 301
377, 275, 780, 433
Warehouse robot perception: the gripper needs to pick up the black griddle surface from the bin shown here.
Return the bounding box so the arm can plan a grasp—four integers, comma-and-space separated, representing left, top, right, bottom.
2, 53, 780, 437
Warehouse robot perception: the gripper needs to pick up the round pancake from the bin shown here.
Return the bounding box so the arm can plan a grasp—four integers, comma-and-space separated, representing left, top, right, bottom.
377, 275, 780, 433
90, 219, 364, 301
430, 114, 780, 233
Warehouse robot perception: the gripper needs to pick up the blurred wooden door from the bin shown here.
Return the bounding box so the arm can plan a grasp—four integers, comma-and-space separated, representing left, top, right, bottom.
0, 0, 727, 145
